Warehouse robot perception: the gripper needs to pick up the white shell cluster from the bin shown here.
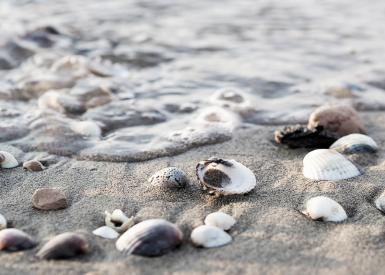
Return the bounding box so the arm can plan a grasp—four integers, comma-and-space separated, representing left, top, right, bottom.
196, 158, 256, 195
303, 149, 361, 181
302, 196, 347, 222
191, 225, 232, 248
330, 134, 378, 154
204, 212, 236, 231
148, 167, 189, 189
0, 151, 18, 169
105, 209, 134, 233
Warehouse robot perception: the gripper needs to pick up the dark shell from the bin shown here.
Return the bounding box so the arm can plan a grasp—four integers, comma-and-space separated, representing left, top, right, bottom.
23, 160, 45, 171
0, 229, 37, 252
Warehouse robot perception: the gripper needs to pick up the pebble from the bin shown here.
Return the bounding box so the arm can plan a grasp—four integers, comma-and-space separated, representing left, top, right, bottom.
32, 188, 68, 210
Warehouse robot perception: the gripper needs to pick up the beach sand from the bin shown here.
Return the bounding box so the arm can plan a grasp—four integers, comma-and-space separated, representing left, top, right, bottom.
1, 111, 385, 275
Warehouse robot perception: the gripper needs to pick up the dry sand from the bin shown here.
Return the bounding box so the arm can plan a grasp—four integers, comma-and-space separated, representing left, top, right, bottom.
1, 111, 385, 275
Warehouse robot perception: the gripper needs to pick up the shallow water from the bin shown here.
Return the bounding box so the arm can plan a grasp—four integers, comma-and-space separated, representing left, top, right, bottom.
1, 0, 385, 161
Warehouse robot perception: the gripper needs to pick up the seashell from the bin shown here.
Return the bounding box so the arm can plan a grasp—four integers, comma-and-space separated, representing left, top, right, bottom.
375, 191, 385, 213
23, 160, 45, 171
148, 167, 189, 189
116, 219, 183, 257
308, 105, 366, 137
191, 225, 232, 248
0, 214, 7, 230
330, 134, 378, 154
302, 196, 347, 222
204, 212, 236, 231
69, 120, 101, 138
105, 209, 134, 233
196, 158, 256, 195
36, 232, 89, 260
0, 151, 18, 168
0, 228, 37, 251
92, 226, 119, 240
303, 149, 361, 181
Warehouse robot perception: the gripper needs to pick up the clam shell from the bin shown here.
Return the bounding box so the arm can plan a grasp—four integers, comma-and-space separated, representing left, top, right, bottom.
330, 134, 378, 154
92, 226, 119, 240
191, 225, 232, 248
204, 212, 236, 231
196, 158, 256, 195
0, 151, 18, 168
116, 219, 183, 257
303, 149, 361, 181
148, 167, 189, 188
302, 196, 347, 222
105, 209, 134, 233
0, 214, 6, 230
36, 232, 89, 260
0, 228, 37, 251
23, 160, 45, 171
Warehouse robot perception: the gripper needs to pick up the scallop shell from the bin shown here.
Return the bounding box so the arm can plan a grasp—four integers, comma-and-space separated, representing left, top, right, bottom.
0, 228, 37, 251
0, 151, 18, 168
0, 214, 7, 230
303, 149, 361, 181
148, 167, 189, 188
191, 225, 232, 248
330, 134, 378, 154
92, 226, 119, 240
196, 158, 256, 195
23, 160, 45, 171
302, 196, 347, 222
116, 219, 183, 257
105, 209, 134, 233
36, 232, 89, 260
204, 212, 236, 231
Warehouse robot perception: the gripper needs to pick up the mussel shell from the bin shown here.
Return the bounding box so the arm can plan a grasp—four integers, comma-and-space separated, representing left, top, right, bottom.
0, 228, 37, 251
116, 219, 183, 257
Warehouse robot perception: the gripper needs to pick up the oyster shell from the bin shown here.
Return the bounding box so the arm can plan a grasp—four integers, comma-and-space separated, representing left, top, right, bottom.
330, 134, 378, 154
302, 196, 347, 222
105, 209, 134, 233
191, 225, 232, 248
0, 151, 18, 168
0, 228, 37, 251
196, 158, 256, 195
148, 167, 189, 189
204, 212, 236, 231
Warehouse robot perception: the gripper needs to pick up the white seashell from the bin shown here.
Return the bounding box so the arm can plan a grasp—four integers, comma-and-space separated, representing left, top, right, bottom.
0, 151, 18, 168
375, 191, 385, 213
105, 209, 134, 233
92, 226, 119, 239
302, 196, 347, 222
303, 149, 361, 181
0, 214, 7, 230
204, 212, 236, 231
191, 225, 232, 248
70, 120, 101, 137
116, 219, 183, 257
330, 134, 378, 154
148, 167, 189, 188
196, 158, 256, 195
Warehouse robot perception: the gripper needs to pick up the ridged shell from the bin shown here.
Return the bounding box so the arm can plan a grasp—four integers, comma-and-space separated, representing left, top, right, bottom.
196, 158, 256, 195
116, 219, 183, 257
105, 209, 134, 233
303, 149, 361, 181
0, 214, 6, 230
92, 226, 119, 239
148, 167, 189, 188
0, 151, 18, 168
330, 134, 378, 154
0, 228, 37, 251
191, 225, 232, 248
204, 212, 236, 231
302, 196, 347, 222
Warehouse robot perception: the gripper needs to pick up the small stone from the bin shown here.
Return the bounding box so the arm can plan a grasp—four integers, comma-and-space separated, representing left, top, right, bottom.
32, 188, 68, 210
23, 160, 45, 172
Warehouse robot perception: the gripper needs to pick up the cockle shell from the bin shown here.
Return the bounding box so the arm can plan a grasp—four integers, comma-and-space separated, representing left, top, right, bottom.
23, 160, 45, 171
0, 151, 18, 168
0, 214, 7, 230
191, 225, 232, 248
196, 158, 256, 195
148, 167, 189, 188
105, 209, 134, 233
0, 228, 37, 251
69, 120, 101, 137
330, 134, 378, 154
36, 232, 89, 260
302, 196, 347, 222
92, 226, 119, 239
303, 149, 361, 181
116, 219, 183, 257
204, 212, 236, 231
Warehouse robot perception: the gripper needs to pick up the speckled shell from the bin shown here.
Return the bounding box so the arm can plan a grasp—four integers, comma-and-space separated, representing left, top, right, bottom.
191, 225, 232, 248
302, 196, 347, 222
148, 167, 189, 188
330, 134, 378, 154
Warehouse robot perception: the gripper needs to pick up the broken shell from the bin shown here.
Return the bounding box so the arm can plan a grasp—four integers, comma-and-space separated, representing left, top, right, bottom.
196, 158, 256, 195
23, 160, 45, 171
36, 232, 89, 260
191, 225, 232, 248
0, 228, 37, 251
105, 209, 134, 233
0, 151, 18, 168
303, 149, 361, 181
69, 120, 101, 137
148, 167, 189, 188
308, 105, 366, 137
204, 212, 236, 231
92, 226, 119, 240
302, 196, 347, 222
116, 219, 183, 257
0, 214, 7, 230
330, 134, 378, 154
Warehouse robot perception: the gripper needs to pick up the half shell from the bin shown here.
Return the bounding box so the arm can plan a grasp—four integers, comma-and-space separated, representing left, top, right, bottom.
0, 228, 37, 251
0, 151, 18, 169
191, 225, 232, 248
204, 212, 236, 231
302, 196, 347, 222
105, 209, 134, 233
303, 149, 361, 181
330, 134, 378, 154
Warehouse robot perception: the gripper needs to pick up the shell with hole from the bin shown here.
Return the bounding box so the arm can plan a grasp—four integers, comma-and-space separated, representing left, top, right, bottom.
303, 149, 361, 181
302, 196, 347, 222
191, 225, 232, 248
105, 209, 134, 233
330, 134, 378, 154
0, 151, 18, 168
204, 212, 236, 231
196, 158, 256, 195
